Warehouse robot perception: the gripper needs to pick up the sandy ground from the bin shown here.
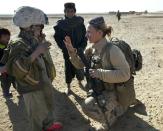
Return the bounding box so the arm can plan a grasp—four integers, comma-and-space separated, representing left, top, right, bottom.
0, 14, 163, 131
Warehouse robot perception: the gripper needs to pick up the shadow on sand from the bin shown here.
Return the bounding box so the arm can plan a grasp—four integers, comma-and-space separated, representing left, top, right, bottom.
5, 87, 92, 131
110, 103, 159, 131
70, 89, 159, 131
5, 88, 159, 131
52, 87, 91, 131
5, 97, 30, 131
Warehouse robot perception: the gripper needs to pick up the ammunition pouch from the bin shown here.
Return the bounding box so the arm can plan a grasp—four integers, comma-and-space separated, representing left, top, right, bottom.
116, 76, 136, 107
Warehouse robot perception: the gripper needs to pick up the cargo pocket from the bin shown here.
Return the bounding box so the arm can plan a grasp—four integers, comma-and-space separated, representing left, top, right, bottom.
116, 76, 136, 107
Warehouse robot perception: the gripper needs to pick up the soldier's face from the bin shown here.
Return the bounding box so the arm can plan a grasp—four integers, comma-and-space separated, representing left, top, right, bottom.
65, 8, 75, 18
32, 24, 44, 38
86, 24, 102, 43
0, 34, 10, 45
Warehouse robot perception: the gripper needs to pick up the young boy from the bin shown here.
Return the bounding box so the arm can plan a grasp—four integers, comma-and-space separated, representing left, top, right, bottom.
54, 3, 87, 94
0, 27, 16, 98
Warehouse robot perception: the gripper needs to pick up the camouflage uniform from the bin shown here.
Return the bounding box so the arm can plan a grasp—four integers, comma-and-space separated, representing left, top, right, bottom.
5, 6, 57, 131
82, 92, 127, 130
69, 38, 130, 130
5, 30, 56, 131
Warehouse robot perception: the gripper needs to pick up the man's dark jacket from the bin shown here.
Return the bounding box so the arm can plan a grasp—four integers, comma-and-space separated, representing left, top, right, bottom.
54, 16, 87, 59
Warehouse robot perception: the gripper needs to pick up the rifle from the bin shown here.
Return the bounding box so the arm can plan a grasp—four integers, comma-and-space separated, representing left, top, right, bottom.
77, 48, 110, 128
77, 48, 103, 95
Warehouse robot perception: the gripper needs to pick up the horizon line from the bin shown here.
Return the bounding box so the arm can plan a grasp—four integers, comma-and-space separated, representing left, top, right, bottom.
1, 10, 163, 16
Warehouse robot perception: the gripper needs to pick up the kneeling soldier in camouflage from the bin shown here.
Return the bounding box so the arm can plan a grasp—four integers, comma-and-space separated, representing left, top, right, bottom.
64, 17, 135, 131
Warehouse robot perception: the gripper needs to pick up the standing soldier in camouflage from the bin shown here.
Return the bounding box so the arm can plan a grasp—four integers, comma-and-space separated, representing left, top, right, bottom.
64, 17, 133, 131
54, 2, 87, 95
0, 6, 62, 131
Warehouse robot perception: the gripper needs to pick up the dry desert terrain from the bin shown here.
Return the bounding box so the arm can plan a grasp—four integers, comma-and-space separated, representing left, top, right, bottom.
0, 14, 163, 131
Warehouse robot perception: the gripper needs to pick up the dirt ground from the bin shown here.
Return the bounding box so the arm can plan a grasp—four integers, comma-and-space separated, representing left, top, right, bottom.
0, 14, 163, 131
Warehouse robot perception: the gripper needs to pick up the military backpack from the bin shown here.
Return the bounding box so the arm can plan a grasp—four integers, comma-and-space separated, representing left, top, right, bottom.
110, 37, 142, 75
110, 37, 143, 106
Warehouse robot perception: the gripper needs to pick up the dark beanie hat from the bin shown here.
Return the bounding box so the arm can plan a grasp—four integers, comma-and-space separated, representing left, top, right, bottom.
89, 17, 105, 27
64, 2, 76, 12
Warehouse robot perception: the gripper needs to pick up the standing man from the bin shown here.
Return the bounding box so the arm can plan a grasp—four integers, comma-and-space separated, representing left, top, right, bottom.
1, 6, 62, 131
0, 27, 16, 98
116, 10, 121, 22
54, 2, 87, 95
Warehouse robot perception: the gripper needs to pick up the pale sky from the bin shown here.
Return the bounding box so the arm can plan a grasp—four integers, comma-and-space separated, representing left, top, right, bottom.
0, 0, 162, 14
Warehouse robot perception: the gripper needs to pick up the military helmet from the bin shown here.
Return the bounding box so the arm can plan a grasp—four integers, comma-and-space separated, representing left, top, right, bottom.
13, 6, 48, 28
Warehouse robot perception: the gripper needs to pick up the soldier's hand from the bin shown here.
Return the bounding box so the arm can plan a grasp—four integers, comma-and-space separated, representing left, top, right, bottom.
31, 44, 49, 62
89, 69, 98, 78
64, 36, 76, 53
36, 43, 49, 55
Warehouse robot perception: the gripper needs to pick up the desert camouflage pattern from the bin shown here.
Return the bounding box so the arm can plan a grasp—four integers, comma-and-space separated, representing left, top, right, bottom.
13, 6, 47, 28
82, 88, 127, 131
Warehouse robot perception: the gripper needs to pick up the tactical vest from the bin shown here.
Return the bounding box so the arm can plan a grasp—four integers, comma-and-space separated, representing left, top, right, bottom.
91, 43, 136, 107
5, 38, 56, 94
90, 47, 116, 91
90, 54, 106, 94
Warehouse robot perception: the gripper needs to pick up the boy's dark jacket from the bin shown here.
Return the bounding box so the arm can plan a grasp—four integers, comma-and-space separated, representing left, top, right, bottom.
54, 16, 87, 59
